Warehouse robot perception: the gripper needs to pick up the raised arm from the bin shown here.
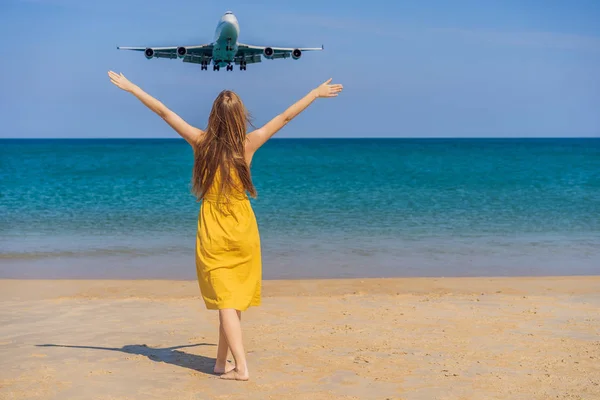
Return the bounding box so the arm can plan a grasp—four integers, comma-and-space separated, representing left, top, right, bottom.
107, 71, 203, 146
245, 78, 343, 155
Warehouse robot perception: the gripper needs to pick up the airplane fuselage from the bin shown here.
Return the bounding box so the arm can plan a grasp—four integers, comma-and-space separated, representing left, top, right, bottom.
212, 12, 240, 67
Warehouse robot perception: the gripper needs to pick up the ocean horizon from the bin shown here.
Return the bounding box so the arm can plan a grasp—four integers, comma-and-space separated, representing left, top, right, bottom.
1, 138, 599, 279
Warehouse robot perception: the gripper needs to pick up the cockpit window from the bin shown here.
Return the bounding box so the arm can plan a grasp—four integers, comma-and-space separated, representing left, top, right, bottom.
225, 11, 232, 15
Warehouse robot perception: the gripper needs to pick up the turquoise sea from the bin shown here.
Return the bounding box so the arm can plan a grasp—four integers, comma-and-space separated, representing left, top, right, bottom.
1, 138, 599, 279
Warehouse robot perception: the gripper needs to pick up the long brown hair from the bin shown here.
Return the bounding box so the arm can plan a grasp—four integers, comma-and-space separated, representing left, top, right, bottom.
191, 90, 257, 201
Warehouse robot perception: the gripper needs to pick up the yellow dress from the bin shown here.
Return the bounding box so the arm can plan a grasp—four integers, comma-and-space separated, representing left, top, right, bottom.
195, 169, 261, 311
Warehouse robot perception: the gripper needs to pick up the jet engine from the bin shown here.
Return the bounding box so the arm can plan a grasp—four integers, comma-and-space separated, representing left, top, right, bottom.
177, 47, 187, 58
144, 48, 154, 59
263, 47, 274, 59
292, 49, 302, 60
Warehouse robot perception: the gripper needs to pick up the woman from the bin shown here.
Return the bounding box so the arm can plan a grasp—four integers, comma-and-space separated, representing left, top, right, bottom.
107, 70, 343, 381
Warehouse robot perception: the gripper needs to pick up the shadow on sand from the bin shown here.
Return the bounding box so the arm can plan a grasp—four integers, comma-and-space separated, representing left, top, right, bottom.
37, 343, 218, 375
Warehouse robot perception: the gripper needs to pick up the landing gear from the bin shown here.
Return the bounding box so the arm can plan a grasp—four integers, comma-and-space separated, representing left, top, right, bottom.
201, 61, 208, 70
239, 61, 247, 71
211, 60, 234, 71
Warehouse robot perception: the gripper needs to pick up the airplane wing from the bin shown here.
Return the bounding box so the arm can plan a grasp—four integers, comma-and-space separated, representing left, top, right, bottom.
117, 44, 213, 63
236, 43, 323, 63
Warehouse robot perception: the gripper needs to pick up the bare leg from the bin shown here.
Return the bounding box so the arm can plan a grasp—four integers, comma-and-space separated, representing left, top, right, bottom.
214, 323, 234, 374
218, 308, 249, 381
214, 311, 243, 373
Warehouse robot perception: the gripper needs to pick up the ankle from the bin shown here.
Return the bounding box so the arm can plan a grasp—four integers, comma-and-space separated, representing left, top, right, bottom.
235, 364, 248, 375
215, 358, 228, 367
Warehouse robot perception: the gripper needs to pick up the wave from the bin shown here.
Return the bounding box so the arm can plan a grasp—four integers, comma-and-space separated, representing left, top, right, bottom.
0, 245, 193, 260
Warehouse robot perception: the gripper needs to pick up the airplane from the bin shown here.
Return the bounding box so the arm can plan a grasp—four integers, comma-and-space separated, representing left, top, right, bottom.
117, 11, 324, 71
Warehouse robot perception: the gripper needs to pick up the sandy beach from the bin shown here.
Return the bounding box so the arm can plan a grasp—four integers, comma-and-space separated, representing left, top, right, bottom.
0, 276, 598, 399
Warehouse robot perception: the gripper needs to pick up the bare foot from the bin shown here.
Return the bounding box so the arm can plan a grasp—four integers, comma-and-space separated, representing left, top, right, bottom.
213, 361, 235, 374
219, 368, 249, 381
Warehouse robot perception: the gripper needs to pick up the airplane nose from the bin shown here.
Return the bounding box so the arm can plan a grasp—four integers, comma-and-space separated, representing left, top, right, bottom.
222, 11, 237, 23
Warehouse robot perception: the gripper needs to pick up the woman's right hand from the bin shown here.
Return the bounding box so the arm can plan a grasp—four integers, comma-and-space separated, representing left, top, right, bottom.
314, 78, 343, 98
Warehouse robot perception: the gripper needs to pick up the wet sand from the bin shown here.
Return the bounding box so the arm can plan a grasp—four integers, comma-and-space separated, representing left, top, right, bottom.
1, 277, 599, 399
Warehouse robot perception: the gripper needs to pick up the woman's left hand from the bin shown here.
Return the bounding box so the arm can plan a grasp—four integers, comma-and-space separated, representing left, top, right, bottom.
108, 71, 136, 92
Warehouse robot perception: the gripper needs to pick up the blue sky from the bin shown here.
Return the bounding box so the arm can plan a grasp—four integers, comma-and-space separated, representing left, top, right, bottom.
1, 0, 599, 138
